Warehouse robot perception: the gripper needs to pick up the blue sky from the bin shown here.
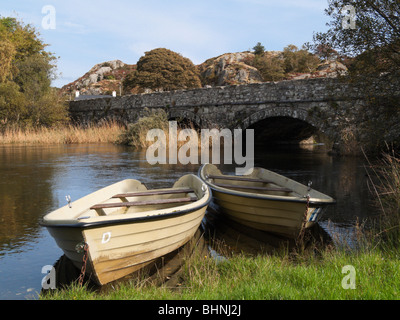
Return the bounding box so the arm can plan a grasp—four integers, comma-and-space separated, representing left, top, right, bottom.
1, 0, 330, 88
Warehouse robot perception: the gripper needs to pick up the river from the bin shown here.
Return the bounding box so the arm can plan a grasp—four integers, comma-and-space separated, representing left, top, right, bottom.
0, 143, 377, 300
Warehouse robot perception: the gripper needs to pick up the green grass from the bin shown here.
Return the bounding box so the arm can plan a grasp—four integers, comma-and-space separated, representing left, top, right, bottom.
40, 246, 400, 300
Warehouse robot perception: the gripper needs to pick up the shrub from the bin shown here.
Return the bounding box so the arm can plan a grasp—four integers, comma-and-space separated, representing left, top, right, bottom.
123, 48, 201, 92
117, 109, 169, 148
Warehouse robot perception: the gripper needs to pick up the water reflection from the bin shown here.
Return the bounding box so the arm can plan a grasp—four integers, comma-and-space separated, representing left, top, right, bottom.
204, 203, 332, 257
0, 145, 57, 255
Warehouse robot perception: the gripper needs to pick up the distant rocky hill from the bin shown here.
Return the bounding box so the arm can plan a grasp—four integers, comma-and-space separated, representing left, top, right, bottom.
61, 52, 347, 97
60, 60, 136, 97
287, 60, 348, 80
199, 51, 348, 85
198, 52, 264, 86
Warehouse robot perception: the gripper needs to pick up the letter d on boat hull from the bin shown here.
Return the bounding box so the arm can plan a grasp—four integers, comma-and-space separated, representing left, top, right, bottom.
102, 232, 111, 244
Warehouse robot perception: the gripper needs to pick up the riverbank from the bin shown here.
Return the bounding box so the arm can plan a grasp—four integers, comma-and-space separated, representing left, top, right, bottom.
0, 121, 125, 145
40, 242, 400, 300
0, 111, 207, 152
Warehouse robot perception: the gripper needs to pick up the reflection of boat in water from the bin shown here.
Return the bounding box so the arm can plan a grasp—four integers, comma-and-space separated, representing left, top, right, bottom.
41, 175, 211, 286
199, 164, 335, 239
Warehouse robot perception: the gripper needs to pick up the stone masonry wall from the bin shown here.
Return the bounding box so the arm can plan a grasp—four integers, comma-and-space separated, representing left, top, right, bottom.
68, 76, 400, 154
69, 78, 363, 129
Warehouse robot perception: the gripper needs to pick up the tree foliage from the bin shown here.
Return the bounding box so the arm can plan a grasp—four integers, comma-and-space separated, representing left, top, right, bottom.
282, 45, 321, 73
313, 1, 400, 152
251, 54, 285, 81
313, 0, 400, 78
123, 48, 201, 92
253, 42, 266, 56
0, 38, 16, 82
248, 43, 321, 81
0, 16, 67, 128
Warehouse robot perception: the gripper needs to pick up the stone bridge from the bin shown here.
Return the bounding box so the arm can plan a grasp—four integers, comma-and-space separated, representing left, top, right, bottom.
69, 78, 368, 148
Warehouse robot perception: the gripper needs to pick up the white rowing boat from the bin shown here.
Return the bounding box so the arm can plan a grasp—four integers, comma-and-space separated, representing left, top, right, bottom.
199, 164, 335, 238
41, 174, 211, 285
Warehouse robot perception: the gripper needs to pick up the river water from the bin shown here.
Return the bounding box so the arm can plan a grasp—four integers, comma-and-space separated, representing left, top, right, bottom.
0, 143, 377, 300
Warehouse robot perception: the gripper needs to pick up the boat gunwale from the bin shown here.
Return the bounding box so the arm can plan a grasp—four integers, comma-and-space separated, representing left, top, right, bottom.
198, 164, 336, 206
40, 196, 210, 229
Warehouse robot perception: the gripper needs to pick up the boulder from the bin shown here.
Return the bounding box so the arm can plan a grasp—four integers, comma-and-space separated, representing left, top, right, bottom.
199, 52, 264, 86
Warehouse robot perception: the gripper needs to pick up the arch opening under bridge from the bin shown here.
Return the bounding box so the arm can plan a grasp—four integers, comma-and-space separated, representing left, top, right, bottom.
239, 107, 333, 148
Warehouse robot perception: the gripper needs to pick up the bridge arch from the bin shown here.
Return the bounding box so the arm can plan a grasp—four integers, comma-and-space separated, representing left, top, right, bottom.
238, 106, 329, 145
239, 106, 319, 130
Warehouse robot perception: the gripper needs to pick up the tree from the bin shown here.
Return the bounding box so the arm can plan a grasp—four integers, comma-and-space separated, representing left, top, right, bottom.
312, 1, 400, 152
253, 42, 266, 56
251, 54, 285, 81
0, 39, 16, 82
282, 44, 321, 73
0, 81, 27, 124
313, 0, 400, 78
123, 48, 201, 92
14, 53, 53, 101
0, 17, 67, 128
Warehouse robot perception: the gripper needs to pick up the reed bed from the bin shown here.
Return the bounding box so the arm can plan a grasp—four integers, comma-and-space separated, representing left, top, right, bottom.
0, 110, 222, 150
364, 148, 400, 250
0, 121, 125, 145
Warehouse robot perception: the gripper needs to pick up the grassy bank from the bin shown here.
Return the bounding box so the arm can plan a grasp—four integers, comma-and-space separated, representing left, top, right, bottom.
41, 245, 400, 300
0, 121, 125, 144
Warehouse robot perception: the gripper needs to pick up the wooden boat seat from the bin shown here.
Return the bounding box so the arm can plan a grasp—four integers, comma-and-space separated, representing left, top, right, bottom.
207, 175, 274, 184
90, 196, 198, 210
112, 188, 195, 198
214, 183, 293, 193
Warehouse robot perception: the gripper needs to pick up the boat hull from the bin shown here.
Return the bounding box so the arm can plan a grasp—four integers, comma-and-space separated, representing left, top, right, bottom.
210, 189, 323, 238
46, 205, 206, 285
199, 164, 334, 239
42, 174, 210, 285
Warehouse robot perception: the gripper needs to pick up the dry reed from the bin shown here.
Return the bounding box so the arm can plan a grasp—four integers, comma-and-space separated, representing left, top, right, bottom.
363, 147, 400, 248
0, 121, 125, 145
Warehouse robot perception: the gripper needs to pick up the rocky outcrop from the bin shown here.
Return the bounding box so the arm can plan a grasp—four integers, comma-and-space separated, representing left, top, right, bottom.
199, 52, 264, 86
198, 51, 348, 86
288, 60, 348, 80
61, 60, 135, 97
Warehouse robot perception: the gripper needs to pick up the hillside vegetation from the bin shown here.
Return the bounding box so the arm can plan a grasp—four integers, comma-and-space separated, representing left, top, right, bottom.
62, 43, 347, 97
